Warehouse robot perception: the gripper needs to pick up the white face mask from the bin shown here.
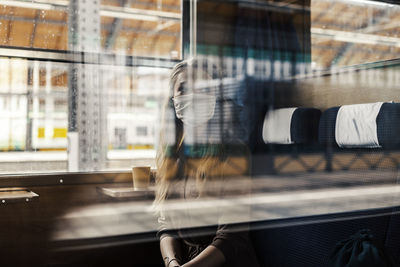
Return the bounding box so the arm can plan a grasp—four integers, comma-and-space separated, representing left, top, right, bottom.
173, 93, 216, 126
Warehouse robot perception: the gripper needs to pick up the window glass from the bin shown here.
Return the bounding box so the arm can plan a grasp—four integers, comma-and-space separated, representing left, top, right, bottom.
0, 0, 181, 174
3, 1, 400, 266
164, 0, 400, 234
311, 0, 400, 69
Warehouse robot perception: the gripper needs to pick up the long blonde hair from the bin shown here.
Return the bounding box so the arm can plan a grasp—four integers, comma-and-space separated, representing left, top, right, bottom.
154, 59, 249, 206
153, 60, 187, 205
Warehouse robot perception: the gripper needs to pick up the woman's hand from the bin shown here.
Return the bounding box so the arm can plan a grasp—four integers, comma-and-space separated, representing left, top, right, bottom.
167, 258, 181, 267
180, 245, 225, 267
160, 235, 183, 267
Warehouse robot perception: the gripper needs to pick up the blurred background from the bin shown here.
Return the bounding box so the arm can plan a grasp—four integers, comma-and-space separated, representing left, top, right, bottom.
0, 0, 397, 173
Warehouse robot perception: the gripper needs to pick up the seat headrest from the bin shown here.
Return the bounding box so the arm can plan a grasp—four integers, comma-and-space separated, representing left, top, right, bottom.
263, 107, 321, 144
319, 102, 400, 148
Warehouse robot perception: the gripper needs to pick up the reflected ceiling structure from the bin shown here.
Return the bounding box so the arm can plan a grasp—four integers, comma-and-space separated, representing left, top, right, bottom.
0, 0, 399, 69
311, 0, 400, 69
0, 0, 181, 58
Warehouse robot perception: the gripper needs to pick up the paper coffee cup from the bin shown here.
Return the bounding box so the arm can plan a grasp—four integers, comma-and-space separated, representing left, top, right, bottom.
132, 166, 151, 189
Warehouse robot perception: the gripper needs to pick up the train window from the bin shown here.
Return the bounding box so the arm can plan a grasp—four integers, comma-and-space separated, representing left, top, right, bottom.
311, 0, 400, 70
0, 0, 181, 174
3, 1, 400, 267
167, 0, 400, 230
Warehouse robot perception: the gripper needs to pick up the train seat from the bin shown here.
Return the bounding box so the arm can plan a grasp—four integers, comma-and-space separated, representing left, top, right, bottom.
262, 107, 321, 145
250, 102, 400, 266
319, 102, 400, 148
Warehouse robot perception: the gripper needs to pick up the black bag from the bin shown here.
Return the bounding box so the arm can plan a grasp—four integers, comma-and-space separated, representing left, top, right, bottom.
329, 229, 394, 267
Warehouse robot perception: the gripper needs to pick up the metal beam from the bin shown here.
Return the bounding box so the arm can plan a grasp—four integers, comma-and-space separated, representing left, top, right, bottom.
100, 5, 181, 22
0, 47, 70, 62
105, 0, 129, 51
1, 0, 181, 22
0, 46, 179, 67
127, 0, 180, 12
68, 0, 105, 171
313, 44, 393, 55
149, 34, 161, 53
0, 15, 66, 26
170, 32, 181, 57
238, 0, 310, 13
55, 12, 67, 50
29, 10, 39, 47
311, 27, 400, 47
327, 8, 391, 68
128, 21, 144, 54
118, 25, 179, 37
311, 2, 334, 25
6, 19, 12, 46
359, 20, 399, 34
6, 0, 180, 11
316, 0, 396, 9
147, 20, 178, 35
311, 6, 390, 26
0, 0, 66, 11
0, 16, 179, 37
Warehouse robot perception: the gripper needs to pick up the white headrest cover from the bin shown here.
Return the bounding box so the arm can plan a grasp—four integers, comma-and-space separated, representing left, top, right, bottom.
335, 102, 383, 148
262, 108, 297, 144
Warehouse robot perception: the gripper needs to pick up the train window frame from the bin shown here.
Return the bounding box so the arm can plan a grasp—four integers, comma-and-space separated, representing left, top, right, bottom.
0, 0, 183, 175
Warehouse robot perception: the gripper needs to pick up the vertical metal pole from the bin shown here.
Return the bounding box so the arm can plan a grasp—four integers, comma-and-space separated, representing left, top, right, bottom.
25, 90, 32, 151
32, 61, 39, 150
218, 49, 224, 147
68, 0, 105, 171
25, 66, 33, 151
45, 61, 53, 144
189, 0, 197, 58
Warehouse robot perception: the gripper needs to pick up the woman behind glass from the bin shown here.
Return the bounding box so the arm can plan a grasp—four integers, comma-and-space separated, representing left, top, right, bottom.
153, 59, 260, 267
